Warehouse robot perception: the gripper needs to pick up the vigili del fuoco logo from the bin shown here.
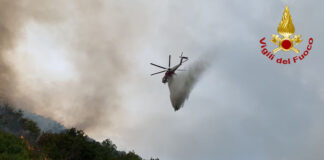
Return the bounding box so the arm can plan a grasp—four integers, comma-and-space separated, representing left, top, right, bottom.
259, 6, 314, 64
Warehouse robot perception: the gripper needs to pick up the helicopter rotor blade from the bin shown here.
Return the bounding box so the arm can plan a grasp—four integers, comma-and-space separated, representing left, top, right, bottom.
169, 55, 171, 68
150, 63, 167, 69
151, 70, 167, 76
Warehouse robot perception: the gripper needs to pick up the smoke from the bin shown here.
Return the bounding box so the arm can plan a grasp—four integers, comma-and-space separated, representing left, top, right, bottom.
168, 55, 212, 111
0, 0, 152, 132
0, 0, 62, 101
0, 1, 33, 101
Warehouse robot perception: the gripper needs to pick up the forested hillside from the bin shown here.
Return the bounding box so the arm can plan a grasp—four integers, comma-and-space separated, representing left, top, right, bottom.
0, 103, 158, 160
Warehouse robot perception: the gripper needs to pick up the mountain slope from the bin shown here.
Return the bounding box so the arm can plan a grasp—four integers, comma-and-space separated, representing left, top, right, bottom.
0, 103, 158, 160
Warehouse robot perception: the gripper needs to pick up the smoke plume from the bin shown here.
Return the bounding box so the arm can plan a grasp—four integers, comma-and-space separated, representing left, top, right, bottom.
168, 55, 212, 111
0, 0, 63, 102
0, 1, 151, 133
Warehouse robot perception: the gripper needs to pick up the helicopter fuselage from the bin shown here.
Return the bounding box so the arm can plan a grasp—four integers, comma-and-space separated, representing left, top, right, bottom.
162, 64, 181, 83
162, 70, 174, 83
150, 53, 188, 83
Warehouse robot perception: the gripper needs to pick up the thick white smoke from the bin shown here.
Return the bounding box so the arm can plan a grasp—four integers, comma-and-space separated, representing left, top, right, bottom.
0, 0, 153, 132
168, 55, 212, 111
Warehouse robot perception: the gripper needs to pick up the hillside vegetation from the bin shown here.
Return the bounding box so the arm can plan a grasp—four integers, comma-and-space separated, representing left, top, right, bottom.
0, 103, 158, 160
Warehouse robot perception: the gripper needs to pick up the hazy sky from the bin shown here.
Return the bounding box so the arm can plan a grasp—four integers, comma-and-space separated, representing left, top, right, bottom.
4, 0, 324, 160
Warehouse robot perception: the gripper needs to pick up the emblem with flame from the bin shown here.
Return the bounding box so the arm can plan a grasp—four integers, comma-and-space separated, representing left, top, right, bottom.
271, 6, 302, 53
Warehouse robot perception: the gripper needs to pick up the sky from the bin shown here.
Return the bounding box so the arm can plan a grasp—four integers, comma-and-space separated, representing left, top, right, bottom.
2, 0, 324, 160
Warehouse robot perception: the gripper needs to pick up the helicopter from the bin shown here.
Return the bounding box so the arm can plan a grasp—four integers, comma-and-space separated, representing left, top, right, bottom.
150, 52, 188, 83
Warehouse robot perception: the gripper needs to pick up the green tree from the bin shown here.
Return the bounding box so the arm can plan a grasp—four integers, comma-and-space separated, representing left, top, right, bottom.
38, 128, 144, 160
0, 130, 38, 160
